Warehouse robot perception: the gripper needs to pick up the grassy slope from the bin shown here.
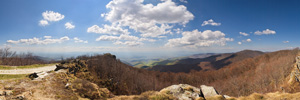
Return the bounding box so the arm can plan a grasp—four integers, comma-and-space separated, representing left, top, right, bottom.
0, 74, 27, 80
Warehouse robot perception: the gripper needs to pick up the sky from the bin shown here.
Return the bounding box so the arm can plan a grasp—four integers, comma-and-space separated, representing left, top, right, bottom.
0, 0, 299, 59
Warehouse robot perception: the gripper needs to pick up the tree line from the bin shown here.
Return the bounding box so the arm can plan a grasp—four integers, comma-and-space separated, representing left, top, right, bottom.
0, 47, 46, 66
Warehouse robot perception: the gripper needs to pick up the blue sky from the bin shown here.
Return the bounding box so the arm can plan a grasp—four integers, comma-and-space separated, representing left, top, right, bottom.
0, 0, 299, 58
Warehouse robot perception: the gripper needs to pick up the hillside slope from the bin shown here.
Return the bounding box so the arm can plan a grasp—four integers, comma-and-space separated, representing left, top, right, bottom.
78, 49, 298, 97
149, 50, 264, 72
76, 49, 299, 97
206, 49, 298, 96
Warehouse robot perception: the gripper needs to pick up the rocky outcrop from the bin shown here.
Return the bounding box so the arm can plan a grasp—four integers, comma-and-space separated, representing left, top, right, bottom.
159, 84, 227, 100
160, 84, 203, 100
200, 85, 219, 98
55, 59, 88, 76
288, 56, 300, 83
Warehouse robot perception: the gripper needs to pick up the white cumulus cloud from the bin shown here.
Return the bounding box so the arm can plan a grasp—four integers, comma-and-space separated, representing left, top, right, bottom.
101, 0, 194, 37
114, 41, 143, 46
246, 39, 252, 42
254, 29, 276, 35
44, 36, 52, 39
7, 36, 70, 45
242, 39, 252, 43
139, 38, 156, 42
179, 0, 188, 3
39, 11, 65, 26
173, 28, 183, 34
74, 37, 88, 43
101, 13, 105, 17
283, 41, 289, 43
96, 35, 120, 41
96, 34, 155, 42
238, 42, 242, 45
39, 20, 49, 26
165, 30, 233, 48
87, 25, 129, 35
96, 34, 155, 46
239, 32, 249, 36
65, 22, 75, 29
119, 34, 139, 41
42, 11, 65, 22
201, 19, 221, 26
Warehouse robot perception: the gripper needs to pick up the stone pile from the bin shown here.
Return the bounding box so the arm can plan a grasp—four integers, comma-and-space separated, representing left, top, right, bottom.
160, 84, 230, 100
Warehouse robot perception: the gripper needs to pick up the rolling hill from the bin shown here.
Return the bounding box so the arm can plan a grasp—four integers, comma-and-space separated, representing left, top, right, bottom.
149, 50, 264, 72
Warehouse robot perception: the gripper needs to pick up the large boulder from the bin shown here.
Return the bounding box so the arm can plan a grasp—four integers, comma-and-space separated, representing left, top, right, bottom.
0, 91, 4, 96
4, 91, 13, 96
200, 85, 219, 98
159, 84, 202, 100
0, 96, 5, 100
223, 95, 230, 99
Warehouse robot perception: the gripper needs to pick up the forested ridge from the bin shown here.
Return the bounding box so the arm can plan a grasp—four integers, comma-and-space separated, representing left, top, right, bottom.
70, 49, 299, 96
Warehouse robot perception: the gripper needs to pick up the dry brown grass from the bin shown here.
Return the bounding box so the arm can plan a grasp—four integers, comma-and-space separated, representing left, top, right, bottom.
108, 91, 175, 100
0, 72, 78, 100
233, 92, 300, 100
205, 95, 226, 100
68, 78, 113, 99
195, 97, 205, 100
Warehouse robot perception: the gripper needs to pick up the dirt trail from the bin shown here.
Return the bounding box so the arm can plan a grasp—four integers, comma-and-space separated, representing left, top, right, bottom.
0, 65, 56, 74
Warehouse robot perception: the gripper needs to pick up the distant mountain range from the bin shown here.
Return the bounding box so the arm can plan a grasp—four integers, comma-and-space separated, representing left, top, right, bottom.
130, 50, 264, 73
127, 53, 218, 68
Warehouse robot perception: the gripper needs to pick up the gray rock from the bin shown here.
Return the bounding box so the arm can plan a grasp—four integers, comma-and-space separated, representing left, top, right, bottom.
13, 95, 24, 100
0, 96, 5, 100
65, 83, 71, 89
4, 90, 13, 96
0, 91, 4, 96
223, 95, 230, 99
160, 84, 202, 100
36, 71, 48, 79
200, 85, 219, 98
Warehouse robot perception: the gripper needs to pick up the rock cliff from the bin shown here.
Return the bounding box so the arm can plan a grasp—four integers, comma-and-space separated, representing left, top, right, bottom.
289, 56, 300, 83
